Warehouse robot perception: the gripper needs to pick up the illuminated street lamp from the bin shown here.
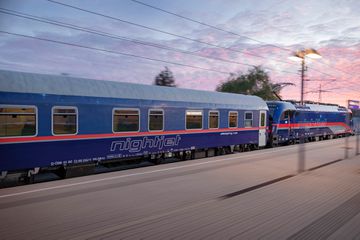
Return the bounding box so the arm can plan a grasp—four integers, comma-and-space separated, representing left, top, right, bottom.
289, 48, 322, 105
289, 49, 322, 173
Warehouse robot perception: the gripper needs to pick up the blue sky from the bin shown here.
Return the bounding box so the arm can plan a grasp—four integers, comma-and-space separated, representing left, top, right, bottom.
0, 0, 359, 106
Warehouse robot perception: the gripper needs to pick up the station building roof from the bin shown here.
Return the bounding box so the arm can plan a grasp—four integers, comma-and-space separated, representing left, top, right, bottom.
0, 69, 268, 110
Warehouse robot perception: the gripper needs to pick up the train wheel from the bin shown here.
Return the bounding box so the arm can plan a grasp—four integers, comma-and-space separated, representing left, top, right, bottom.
252, 144, 259, 150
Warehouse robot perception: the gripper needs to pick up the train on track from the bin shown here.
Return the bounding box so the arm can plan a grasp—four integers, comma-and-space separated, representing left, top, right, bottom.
267, 101, 351, 146
0, 69, 353, 182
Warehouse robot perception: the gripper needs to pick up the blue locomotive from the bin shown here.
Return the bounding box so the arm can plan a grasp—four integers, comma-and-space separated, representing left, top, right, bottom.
267, 101, 352, 146
0, 69, 268, 180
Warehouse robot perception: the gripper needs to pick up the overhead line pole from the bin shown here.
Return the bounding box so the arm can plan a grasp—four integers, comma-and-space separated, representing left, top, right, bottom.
301, 58, 305, 105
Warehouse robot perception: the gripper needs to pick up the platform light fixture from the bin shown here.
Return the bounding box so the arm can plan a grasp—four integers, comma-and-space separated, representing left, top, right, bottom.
289, 48, 322, 105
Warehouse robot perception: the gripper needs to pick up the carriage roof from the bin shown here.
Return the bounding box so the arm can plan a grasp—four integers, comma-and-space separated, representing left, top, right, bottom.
0, 69, 268, 110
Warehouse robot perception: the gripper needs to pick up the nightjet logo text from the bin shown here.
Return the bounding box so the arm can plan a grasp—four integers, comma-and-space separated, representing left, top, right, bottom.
110, 135, 181, 153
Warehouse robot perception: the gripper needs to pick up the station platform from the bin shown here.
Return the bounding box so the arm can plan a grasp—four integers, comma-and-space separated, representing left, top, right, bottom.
0, 138, 359, 239
92, 154, 360, 240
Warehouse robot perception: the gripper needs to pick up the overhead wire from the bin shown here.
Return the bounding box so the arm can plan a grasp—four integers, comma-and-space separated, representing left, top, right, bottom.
303, 63, 360, 91
0, 8, 254, 69
48, 0, 357, 84
49, 0, 360, 88
0, 7, 302, 76
46, 0, 295, 66
130, 0, 357, 81
129, 0, 293, 53
3, 1, 358, 96
0, 30, 232, 75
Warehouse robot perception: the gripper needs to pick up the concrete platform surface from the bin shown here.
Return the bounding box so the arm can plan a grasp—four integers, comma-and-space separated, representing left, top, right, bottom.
0, 137, 360, 239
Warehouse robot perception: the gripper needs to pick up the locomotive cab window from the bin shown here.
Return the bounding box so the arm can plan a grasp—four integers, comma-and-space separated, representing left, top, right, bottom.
186, 110, 203, 130
149, 109, 164, 131
281, 110, 290, 121
52, 107, 78, 135
0, 106, 37, 137
113, 109, 140, 132
209, 111, 219, 129
244, 112, 253, 128
229, 111, 238, 128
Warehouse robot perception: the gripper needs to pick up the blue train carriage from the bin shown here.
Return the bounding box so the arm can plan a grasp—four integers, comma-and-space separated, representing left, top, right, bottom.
267, 101, 352, 146
0, 69, 268, 180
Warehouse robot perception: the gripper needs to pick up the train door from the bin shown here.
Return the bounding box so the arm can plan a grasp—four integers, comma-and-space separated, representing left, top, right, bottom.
289, 111, 295, 139
283, 110, 291, 137
259, 111, 266, 147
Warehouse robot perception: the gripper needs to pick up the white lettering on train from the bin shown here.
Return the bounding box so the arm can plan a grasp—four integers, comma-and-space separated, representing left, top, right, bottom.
110, 135, 181, 153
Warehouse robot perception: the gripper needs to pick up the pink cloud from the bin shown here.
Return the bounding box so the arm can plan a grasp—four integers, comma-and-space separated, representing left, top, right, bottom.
1, 0, 359, 108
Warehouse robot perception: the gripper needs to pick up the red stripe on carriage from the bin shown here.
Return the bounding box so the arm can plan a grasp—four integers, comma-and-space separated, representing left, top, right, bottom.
274, 122, 350, 129
0, 126, 265, 144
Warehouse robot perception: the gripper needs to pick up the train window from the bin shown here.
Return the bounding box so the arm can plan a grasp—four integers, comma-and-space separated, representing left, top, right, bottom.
281, 111, 290, 120
209, 111, 219, 129
52, 107, 78, 135
0, 106, 37, 137
260, 112, 266, 127
228, 111, 238, 128
113, 109, 140, 132
186, 110, 203, 130
149, 109, 164, 131
244, 112, 253, 128
285, 111, 289, 119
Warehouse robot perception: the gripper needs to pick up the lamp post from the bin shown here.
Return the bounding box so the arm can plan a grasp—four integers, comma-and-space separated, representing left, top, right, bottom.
289, 48, 322, 105
289, 48, 321, 173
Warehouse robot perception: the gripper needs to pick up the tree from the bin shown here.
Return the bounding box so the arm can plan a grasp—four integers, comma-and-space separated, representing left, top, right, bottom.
154, 67, 176, 87
216, 66, 280, 100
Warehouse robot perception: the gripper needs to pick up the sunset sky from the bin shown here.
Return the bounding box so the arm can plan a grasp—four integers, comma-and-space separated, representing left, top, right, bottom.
0, 0, 359, 106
